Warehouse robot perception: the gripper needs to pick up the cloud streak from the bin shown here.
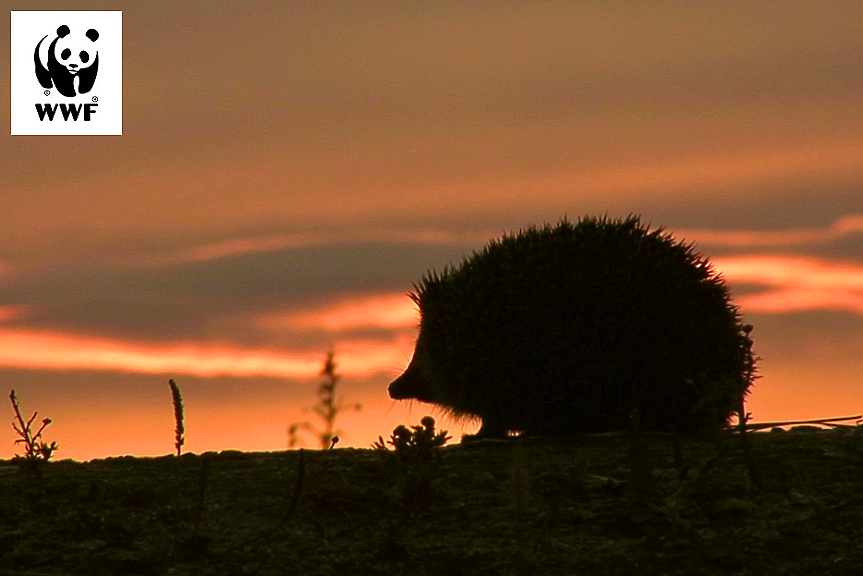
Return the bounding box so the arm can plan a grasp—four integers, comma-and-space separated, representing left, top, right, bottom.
716, 255, 863, 315
257, 293, 417, 331
121, 229, 498, 269
679, 214, 863, 248
0, 327, 412, 378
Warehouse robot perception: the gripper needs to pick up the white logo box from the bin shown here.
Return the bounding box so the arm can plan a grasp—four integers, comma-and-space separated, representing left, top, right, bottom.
11, 11, 122, 135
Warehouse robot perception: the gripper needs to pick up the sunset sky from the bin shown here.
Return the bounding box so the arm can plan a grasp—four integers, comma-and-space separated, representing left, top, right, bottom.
3, 1, 863, 461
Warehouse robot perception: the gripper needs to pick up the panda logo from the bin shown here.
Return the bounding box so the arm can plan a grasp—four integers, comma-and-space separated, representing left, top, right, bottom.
34, 24, 100, 98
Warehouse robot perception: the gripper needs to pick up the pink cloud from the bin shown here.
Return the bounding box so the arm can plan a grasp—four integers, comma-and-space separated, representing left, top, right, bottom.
257, 293, 417, 331
714, 255, 863, 315
734, 288, 863, 315
0, 306, 32, 323
0, 328, 413, 378
833, 214, 863, 234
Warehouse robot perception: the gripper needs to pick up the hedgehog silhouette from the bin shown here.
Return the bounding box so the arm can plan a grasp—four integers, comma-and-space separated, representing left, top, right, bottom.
389, 215, 754, 440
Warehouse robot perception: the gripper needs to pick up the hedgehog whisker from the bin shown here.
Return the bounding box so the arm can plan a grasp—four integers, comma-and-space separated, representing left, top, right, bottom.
383, 398, 400, 416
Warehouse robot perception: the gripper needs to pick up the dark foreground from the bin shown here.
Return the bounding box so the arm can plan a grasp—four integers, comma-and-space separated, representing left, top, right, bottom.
2, 427, 863, 575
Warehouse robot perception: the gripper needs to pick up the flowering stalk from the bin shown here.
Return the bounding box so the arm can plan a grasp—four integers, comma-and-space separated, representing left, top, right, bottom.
168, 379, 185, 457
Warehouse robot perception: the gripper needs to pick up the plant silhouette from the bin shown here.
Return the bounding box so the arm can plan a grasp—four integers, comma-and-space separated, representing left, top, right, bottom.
10, 389, 58, 462
289, 351, 361, 449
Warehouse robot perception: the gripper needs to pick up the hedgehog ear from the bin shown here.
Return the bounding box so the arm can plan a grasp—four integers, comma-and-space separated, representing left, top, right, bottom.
57, 25, 70, 38
86, 29, 99, 42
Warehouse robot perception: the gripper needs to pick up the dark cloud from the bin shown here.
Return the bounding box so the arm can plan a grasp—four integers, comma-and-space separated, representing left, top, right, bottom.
0, 241, 472, 345
636, 180, 863, 233
746, 310, 863, 364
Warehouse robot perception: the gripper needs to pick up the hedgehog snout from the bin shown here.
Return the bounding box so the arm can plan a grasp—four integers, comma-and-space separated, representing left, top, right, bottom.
389, 358, 435, 402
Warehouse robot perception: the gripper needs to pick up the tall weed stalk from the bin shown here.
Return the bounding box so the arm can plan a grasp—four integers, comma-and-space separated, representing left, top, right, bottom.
289, 351, 361, 449
169, 379, 185, 457
9, 389, 58, 480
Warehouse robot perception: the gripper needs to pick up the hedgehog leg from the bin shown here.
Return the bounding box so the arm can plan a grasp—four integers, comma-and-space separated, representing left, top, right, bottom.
462, 417, 508, 442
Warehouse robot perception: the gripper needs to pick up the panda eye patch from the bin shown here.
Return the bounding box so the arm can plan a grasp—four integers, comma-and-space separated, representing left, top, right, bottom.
80, 51, 90, 63
61, 48, 71, 60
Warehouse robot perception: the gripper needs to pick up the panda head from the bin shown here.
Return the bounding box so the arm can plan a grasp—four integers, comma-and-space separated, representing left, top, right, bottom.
34, 24, 100, 97
52, 25, 99, 75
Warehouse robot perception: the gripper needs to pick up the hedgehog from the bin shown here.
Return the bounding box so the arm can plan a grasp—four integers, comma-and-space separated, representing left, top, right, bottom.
389, 214, 755, 440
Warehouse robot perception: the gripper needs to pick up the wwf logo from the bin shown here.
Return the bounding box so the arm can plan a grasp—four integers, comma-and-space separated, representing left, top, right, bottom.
34, 24, 100, 97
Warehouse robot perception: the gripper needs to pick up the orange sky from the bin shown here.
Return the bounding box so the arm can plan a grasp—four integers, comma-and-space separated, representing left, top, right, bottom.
2, 1, 863, 461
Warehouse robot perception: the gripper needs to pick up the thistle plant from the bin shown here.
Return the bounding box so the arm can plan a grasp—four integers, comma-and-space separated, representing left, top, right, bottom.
373, 416, 451, 462
169, 379, 185, 457
373, 416, 451, 515
289, 351, 361, 449
9, 389, 58, 462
